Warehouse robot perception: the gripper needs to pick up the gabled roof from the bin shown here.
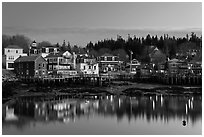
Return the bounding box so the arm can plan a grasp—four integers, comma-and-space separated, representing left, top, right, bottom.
46, 51, 73, 58
14, 56, 40, 62
5, 45, 22, 49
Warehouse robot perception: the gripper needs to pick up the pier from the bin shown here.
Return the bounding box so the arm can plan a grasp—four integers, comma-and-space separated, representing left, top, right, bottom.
19, 73, 202, 87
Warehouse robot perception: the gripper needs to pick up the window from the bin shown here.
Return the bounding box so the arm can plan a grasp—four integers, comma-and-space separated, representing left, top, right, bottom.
39, 63, 41, 69
8, 49, 10, 52
8, 63, 14, 68
89, 66, 91, 69
42, 63, 45, 68
42, 48, 46, 53
107, 57, 112, 61
84, 66, 86, 70
16, 50, 18, 53
94, 66, 96, 70
8, 56, 14, 60
49, 65, 52, 70
101, 57, 105, 61
49, 48, 54, 53
49, 58, 52, 63
26, 70, 29, 75
35, 70, 38, 75
54, 58, 57, 62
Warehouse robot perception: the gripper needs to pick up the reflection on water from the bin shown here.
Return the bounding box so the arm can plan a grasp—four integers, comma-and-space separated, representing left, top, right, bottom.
2, 94, 202, 135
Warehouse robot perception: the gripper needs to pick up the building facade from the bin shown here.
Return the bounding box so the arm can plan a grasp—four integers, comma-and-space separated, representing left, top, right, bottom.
168, 58, 183, 75
46, 51, 77, 77
14, 55, 47, 78
97, 53, 122, 74
4, 45, 27, 70
29, 41, 60, 58
126, 59, 141, 74
76, 55, 99, 76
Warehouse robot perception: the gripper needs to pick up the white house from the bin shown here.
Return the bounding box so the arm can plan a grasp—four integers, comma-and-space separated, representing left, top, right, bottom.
29, 41, 60, 58
76, 55, 99, 76
46, 51, 77, 77
4, 45, 27, 70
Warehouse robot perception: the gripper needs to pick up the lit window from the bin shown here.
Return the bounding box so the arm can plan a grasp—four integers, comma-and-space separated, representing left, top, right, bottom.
26, 70, 29, 75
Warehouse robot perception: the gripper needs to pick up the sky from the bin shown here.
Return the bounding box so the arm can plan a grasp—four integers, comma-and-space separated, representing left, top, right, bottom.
2, 2, 202, 47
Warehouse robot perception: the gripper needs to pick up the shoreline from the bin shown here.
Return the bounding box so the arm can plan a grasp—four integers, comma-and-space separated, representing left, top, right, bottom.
2, 81, 202, 105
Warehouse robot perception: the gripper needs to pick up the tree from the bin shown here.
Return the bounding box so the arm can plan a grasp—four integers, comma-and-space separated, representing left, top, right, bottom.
2, 34, 31, 54
112, 49, 128, 61
72, 45, 80, 53
37, 41, 52, 48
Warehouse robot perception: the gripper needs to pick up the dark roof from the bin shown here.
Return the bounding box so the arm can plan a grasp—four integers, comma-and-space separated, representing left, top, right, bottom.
5, 45, 22, 49
46, 52, 64, 58
14, 56, 40, 62
101, 53, 115, 57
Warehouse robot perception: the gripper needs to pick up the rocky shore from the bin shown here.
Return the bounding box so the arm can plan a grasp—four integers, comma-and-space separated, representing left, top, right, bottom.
2, 80, 202, 105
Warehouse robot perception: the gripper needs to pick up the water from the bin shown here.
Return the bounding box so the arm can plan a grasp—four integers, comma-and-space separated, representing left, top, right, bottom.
2, 94, 202, 135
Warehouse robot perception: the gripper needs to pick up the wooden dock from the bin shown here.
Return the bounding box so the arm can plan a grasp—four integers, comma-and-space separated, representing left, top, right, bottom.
20, 73, 201, 86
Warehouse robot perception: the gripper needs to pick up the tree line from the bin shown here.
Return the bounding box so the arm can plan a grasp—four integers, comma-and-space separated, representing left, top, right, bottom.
86, 32, 202, 62
2, 32, 202, 63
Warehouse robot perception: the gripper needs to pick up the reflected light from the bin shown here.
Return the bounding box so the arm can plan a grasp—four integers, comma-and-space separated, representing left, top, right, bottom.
153, 100, 155, 110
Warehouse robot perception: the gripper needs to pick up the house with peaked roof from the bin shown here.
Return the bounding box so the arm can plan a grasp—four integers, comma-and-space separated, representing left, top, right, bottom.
4, 45, 27, 70
14, 55, 47, 78
168, 58, 184, 75
29, 41, 60, 58
126, 59, 141, 74
149, 47, 166, 64
45, 51, 77, 77
97, 53, 123, 73
76, 54, 99, 76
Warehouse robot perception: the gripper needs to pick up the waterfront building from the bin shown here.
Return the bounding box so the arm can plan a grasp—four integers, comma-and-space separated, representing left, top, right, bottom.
14, 55, 47, 78
188, 61, 202, 76
139, 64, 152, 77
29, 41, 60, 58
178, 62, 190, 75
97, 53, 123, 74
126, 59, 141, 74
168, 58, 184, 75
157, 62, 167, 74
149, 47, 166, 64
149, 47, 167, 74
46, 51, 77, 77
4, 45, 27, 70
76, 54, 99, 76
